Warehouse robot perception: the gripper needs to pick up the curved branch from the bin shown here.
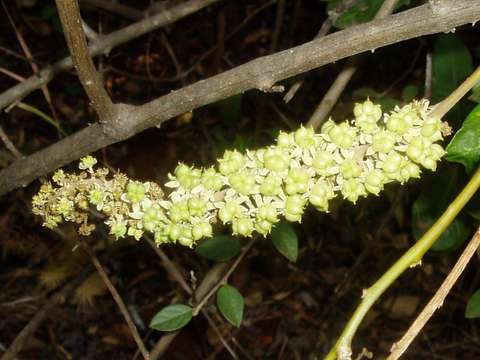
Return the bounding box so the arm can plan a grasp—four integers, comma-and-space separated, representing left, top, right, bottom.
0, 0, 478, 196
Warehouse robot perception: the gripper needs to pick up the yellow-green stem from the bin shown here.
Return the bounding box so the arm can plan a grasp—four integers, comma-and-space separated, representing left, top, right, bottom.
430, 66, 480, 120
325, 166, 480, 360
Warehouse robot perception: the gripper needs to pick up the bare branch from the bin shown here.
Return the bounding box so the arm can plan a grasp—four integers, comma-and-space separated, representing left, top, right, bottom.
0, 0, 478, 196
56, 0, 114, 120
0, 0, 222, 112
388, 228, 480, 360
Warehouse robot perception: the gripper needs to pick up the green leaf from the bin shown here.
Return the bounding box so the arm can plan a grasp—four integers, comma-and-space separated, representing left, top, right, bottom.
271, 221, 298, 262
466, 290, 480, 319
432, 34, 473, 123
445, 104, 480, 173
328, 0, 410, 29
149, 304, 193, 332
195, 235, 241, 262
216, 285, 244, 327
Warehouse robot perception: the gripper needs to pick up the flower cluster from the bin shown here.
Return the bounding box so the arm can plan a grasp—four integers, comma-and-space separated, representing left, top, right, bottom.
32, 100, 447, 247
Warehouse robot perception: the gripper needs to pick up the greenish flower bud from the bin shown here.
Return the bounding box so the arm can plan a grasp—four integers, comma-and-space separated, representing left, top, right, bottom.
218, 150, 245, 175
320, 119, 335, 135
168, 223, 184, 242
403, 162, 421, 179
110, 221, 127, 239
372, 130, 396, 154
309, 180, 334, 212
192, 221, 212, 241
294, 126, 315, 148
56, 198, 74, 218
260, 175, 282, 196
154, 229, 169, 244
126, 182, 146, 203
264, 148, 289, 172
341, 179, 366, 204
89, 189, 104, 205
329, 123, 356, 149
188, 197, 207, 216
143, 205, 164, 231
232, 217, 254, 237
169, 201, 189, 222
312, 151, 334, 175
202, 168, 224, 191
255, 219, 273, 236
218, 203, 242, 224
257, 204, 278, 223
382, 151, 403, 174
285, 168, 310, 195
178, 226, 194, 247
406, 137, 426, 163
285, 195, 306, 222
229, 172, 256, 195
386, 114, 410, 135
277, 131, 294, 147
354, 99, 382, 121
421, 117, 443, 141
79, 155, 97, 170
365, 169, 385, 195
341, 159, 362, 179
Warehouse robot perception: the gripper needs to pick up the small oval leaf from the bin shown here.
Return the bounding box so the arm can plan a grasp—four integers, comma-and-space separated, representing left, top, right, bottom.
149, 304, 193, 332
196, 235, 241, 262
466, 289, 480, 319
271, 221, 298, 262
446, 104, 480, 173
217, 285, 244, 327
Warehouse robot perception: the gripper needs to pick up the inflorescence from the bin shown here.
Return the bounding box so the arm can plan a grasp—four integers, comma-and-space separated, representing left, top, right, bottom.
32, 99, 448, 247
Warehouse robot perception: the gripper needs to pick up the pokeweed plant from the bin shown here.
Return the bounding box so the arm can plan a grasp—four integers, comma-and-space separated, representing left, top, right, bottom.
32, 99, 448, 248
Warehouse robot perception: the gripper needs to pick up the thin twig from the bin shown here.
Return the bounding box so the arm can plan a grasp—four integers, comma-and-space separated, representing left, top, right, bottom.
283, 0, 360, 103
387, 228, 480, 360
145, 237, 192, 295
270, 0, 286, 53
55, 0, 114, 121
192, 237, 256, 316
81, 242, 150, 360
430, 66, 480, 120
0, 125, 22, 159
307, 0, 401, 130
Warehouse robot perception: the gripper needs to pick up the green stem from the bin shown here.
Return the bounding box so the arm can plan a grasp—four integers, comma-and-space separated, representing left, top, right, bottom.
430, 65, 480, 120
325, 166, 480, 360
